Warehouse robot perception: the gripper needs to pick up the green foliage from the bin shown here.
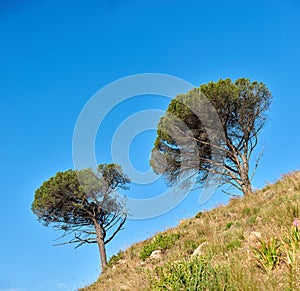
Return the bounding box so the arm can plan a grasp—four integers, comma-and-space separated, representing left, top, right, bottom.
32, 169, 90, 227
32, 164, 130, 229
277, 219, 300, 290
247, 215, 257, 226
288, 203, 300, 219
150, 258, 234, 291
253, 237, 281, 273
194, 211, 203, 218
226, 239, 242, 251
183, 239, 198, 254
290, 222, 300, 247
282, 219, 300, 266
241, 207, 251, 217
140, 233, 180, 261
253, 207, 260, 215
107, 250, 125, 267
225, 222, 234, 230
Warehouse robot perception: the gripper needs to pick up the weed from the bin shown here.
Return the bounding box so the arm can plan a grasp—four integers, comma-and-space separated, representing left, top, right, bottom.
281, 218, 300, 267
183, 239, 198, 254
253, 237, 280, 273
194, 211, 203, 218
149, 258, 234, 290
107, 250, 124, 267
225, 222, 234, 230
140, 233, 180, 261
242, 207, 251, 217
290, 204, 299, 219
226, 239, 242, 251
247, 215, 257, 226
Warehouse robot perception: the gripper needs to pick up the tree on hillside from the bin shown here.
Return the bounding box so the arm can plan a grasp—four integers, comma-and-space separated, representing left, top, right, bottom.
150, 78, 272, 196
32, 163, 130, 270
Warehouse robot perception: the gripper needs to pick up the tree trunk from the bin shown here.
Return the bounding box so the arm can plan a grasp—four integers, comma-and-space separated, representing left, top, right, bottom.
94, 221, 107, 270
238, 156, 253, 196
241, 174, 253, 196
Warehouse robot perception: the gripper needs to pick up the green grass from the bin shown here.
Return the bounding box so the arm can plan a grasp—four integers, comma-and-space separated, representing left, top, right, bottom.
253, 237, 281, 273
139, 232, 181, 261
149, 257, 234, 291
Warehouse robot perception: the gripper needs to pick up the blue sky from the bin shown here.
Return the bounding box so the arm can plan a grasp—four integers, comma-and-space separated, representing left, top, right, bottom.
1, 0, 300, 290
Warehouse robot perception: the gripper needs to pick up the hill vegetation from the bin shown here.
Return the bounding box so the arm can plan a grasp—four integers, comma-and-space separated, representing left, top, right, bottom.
81, 171, 300, 290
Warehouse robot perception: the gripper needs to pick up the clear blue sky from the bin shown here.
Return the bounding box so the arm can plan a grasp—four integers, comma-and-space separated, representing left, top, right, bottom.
1, 0, 300, 290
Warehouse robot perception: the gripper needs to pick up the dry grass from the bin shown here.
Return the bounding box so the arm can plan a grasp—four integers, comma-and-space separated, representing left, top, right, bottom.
80, 171, 300, 291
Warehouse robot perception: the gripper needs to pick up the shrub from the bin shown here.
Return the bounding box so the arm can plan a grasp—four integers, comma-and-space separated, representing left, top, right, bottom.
150, 258, 234, 290
247, 215, 257, 226
107, 250, 124, 267
253, 237, 280, 273
140, 233, 180, 261
288, 204, 300, 219
242, 207, 251, 216
195, 211, 203, 218
281, 218, 300, 290
183, 239, 198, 254
226, 239, 242, 251
282, 218, 300, 266
225, 222, 234, 230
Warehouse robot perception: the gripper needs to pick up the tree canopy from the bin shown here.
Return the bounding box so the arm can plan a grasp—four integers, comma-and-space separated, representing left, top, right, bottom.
32, 163, 130, 269
150, 78, 272, 196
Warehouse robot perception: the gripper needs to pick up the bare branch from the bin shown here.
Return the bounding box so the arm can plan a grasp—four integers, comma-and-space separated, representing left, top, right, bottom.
104, 217, 126, 245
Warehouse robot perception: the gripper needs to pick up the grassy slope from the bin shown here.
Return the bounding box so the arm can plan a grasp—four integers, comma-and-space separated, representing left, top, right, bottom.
81, 171, 300, 290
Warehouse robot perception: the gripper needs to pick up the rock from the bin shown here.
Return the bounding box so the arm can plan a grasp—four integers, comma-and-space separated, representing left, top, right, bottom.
112, 259, 126, 269
191, 242, 207, 257
249, 231, 262, 242
256, 216, 262, 223
149, 250, 162, 260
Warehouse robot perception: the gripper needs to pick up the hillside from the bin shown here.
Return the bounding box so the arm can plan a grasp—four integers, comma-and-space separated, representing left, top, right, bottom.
81, 171, 300, 290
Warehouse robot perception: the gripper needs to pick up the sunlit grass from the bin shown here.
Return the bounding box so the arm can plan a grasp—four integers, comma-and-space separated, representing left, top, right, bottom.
80, 171, 300, 291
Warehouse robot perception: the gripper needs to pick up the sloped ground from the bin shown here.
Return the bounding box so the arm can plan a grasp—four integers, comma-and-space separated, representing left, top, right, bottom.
81, 171, 300, 290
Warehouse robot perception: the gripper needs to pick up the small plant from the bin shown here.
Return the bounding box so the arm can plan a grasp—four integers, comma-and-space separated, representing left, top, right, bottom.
289, 204, 300, 218
183, 239, 198, 254
281, 218, 300, 266
291, 218, 300, 246
197, 229, 206, 236
253, 237, 280, 273
247, 215, 257, 226
195, 211, 203, 218
226, 239, 242, 251
149, 258, 233, 290
107, 250, 124, 267
242, 207, 251, 217
281, 218, 300, 290
252, 207, 260, 215
225, 222, 234, 230
140, 232, 180, 261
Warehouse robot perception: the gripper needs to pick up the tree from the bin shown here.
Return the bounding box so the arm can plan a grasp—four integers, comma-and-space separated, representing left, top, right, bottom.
150, 78, 272, 196
32, 163, 130, 270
